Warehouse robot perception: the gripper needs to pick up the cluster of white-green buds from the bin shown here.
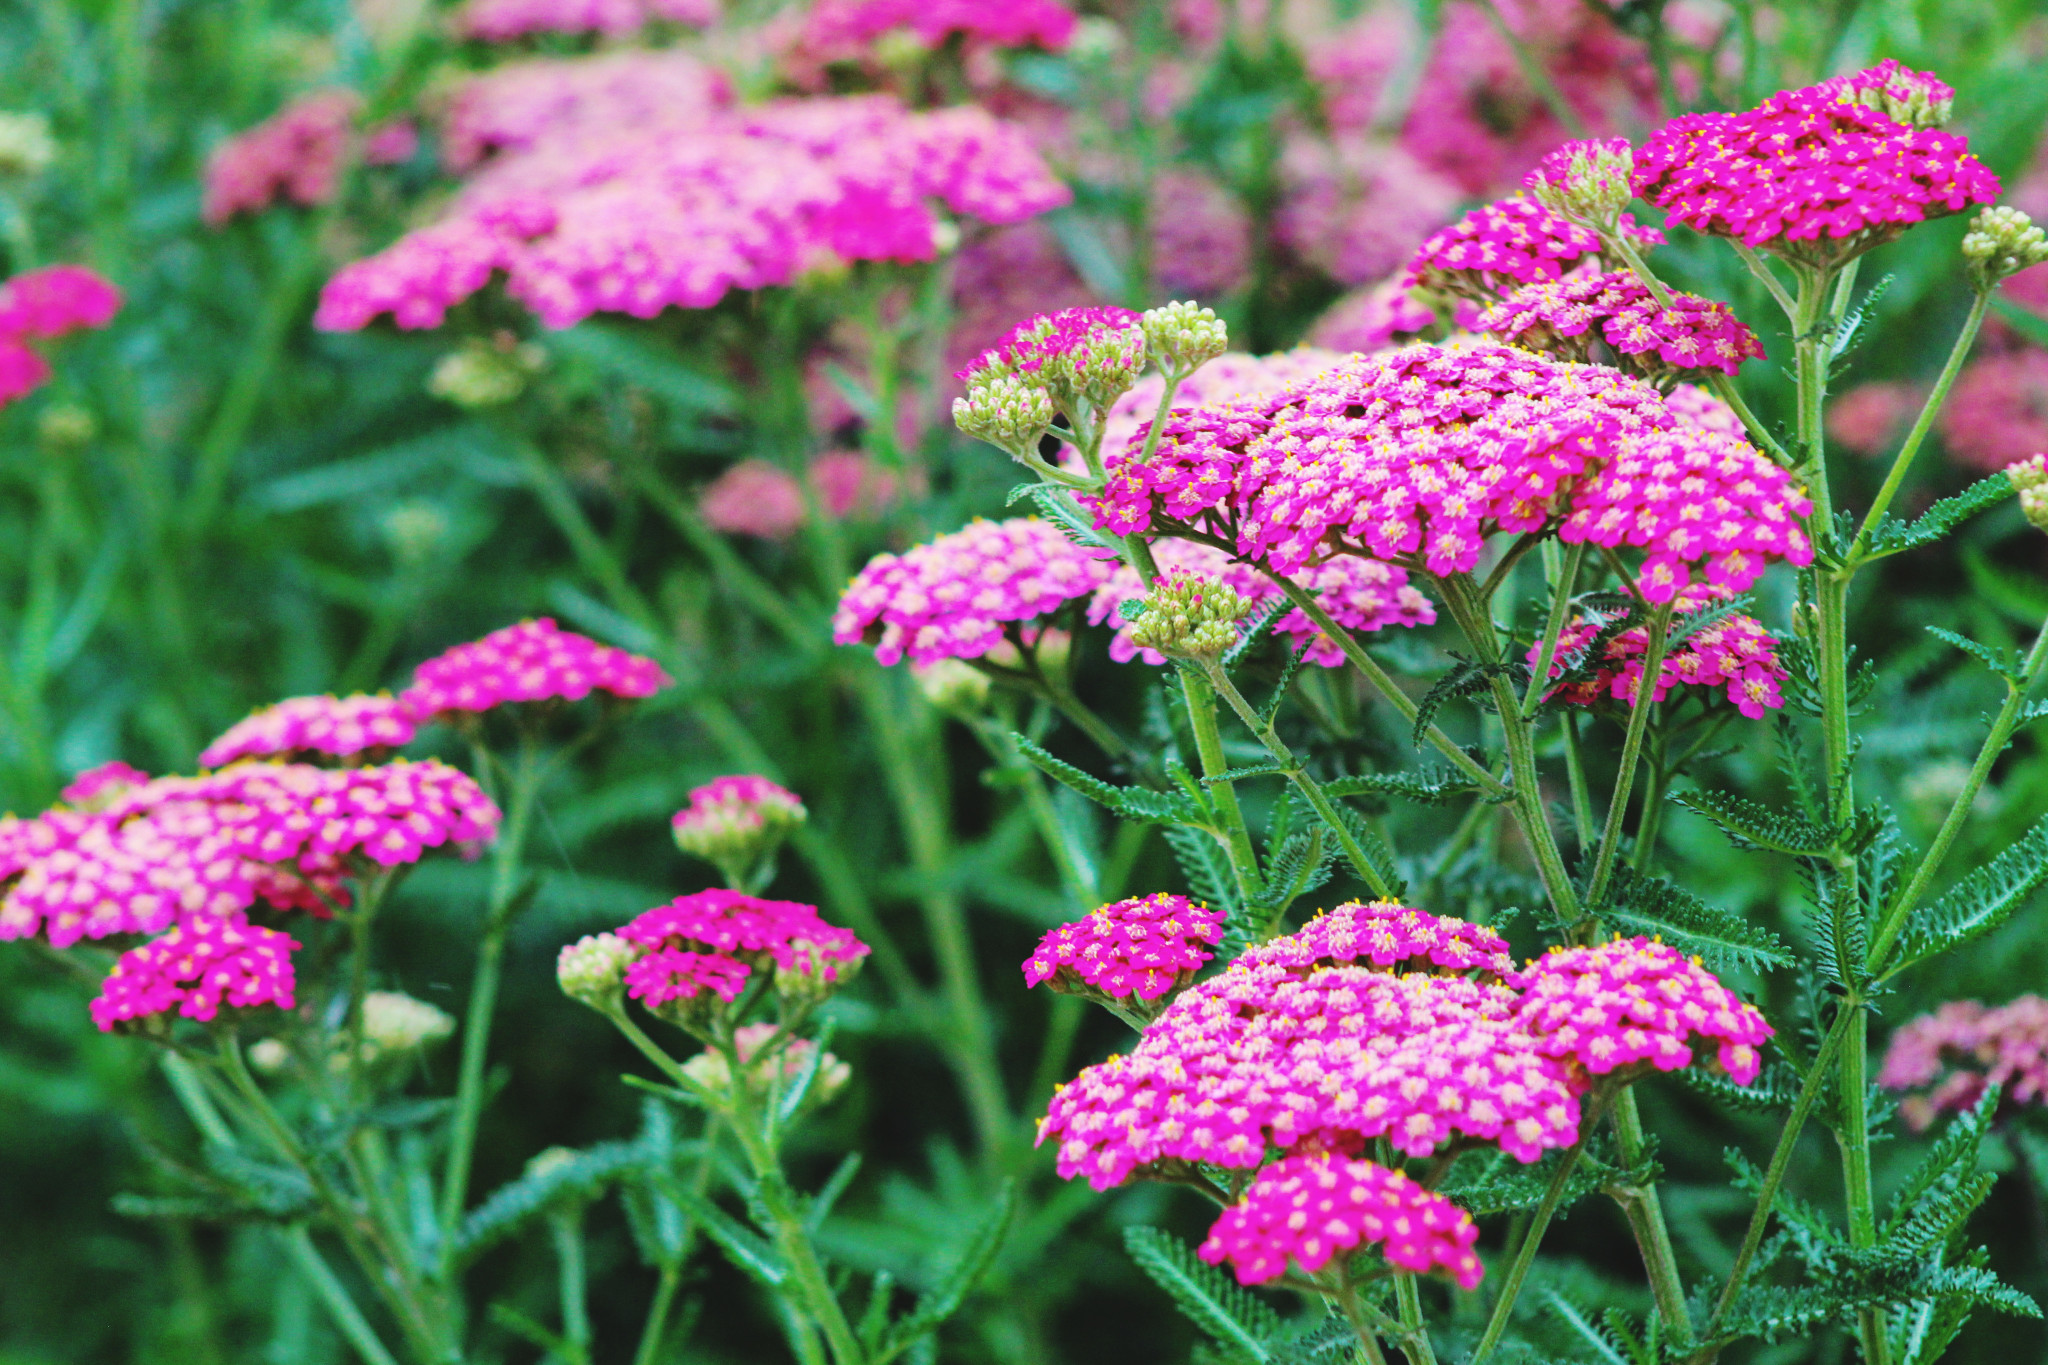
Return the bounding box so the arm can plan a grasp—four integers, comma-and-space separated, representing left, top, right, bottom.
2006, 453, 2048, 532
1126, 575, 1253, 663
1142, 301, 1230, 377
672, 776, 807, 893
952, 369, 1058, 459
332, 991, 455, 1071
1962, 206, 2048, 292
912, 657, 992, 713
1526, 138, 1637, 231
0, 111, 55, 178
556, 932, 639, 1013
1832, 67, 1953, 130
678, 1025, 851, 1109
427, 335, 547, 409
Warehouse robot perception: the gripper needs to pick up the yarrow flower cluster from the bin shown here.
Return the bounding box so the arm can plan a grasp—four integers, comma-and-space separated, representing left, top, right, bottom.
403, 618, 670, 716
672, 776, 807, 885
1530, 589, 1789, 718
678, 1021, 852, 1105
60, 761, 149, 809
1198, 1154, 1484, 1288
1634, 62, 2000, 264
1087, 539, 1434, 668
615, 890, 869, 1013
961, 307, 1149, 407
0, 263, 121, 407
1240, 900, 1516, 978
1480, 270, 1765, 382
1403, 196, 1663, 301
438, 51, 734, 171
1023, 893, 1227, 1003
787, 0, 1075, 70
200, 693, 419, 768
833, 517, 1113, 667
1093, 350, 1345, 469
1516, 937, 1774, 1085
89, 917, 300, 1031
1880, 995, 2048, 1131
451, 0, 714, 43
202, 91, 413, 226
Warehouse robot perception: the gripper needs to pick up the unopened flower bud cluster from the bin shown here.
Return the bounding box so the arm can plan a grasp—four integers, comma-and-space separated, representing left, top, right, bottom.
1125, 575, 1253, 662
2006, 454, 2048, 532
1962, 207, 2048, 291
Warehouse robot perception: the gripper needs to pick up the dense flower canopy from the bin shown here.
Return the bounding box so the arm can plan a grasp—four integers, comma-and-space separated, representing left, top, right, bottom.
1530, 587, 1788, 718
1404, 196, 1663, 300
90, 917, 300, 1031
1199, 1153, 1484, 1288
1023, 893, 1227, 1002
200, 693, 419, 768
616, 889, 870, 1008
1517, 937, 1774, 1084
1480, 270, 1766, 380
1880, 995, 2048, 1130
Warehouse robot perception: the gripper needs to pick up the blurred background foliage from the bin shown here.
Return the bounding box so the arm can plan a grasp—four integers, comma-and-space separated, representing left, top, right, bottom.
0, 0, 2046, 1360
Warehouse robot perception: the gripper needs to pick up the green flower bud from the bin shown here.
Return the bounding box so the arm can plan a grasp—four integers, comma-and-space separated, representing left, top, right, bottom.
2007, 453, 2048, 532
1142, 301, 1229, 376
953, 371, 1057, 457
913, 657, 991, 713
1963, 206, 2048, 292
1125, 575, 1252, 663
557, 932, 638, 1013
680, 1023, 851, 1107
36, 404, 96, 454
427, 336, 546, 408
1525, 138, 1636, 230
248, 1038, 291, 1074
0, 111, 55, 179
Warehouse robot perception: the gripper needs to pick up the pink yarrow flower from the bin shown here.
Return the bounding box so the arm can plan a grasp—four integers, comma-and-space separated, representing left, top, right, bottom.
90, 916, 299, 1031
1530, 587, 1788, 719
616, 889, 870, 1009
403, 618, 670, 716
202, 91, 411, 225
834, 517, 1115, 667
671, 776, 806, 857
1093, 350, 1346, 471
1308, 280, 1437, 355
1404, 196, 1663, 301
1199, 1153, 1484, 1288
452, 0, 715, 43
1480, 269, 1766, 380
1239, 898, 1516, 977
0, 264, 122, 408
789, 0, 1075, 66
60, 761, 150, 809
1023, 892, 1227, 1002
1936, 351, 2048, 473
1516, 936, 1774, 1085
200, 693, 419, 768
1880, 995, 2048, 1131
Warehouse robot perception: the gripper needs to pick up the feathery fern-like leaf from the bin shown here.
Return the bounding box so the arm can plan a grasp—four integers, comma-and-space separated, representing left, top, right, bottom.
1885, 811, 2048, 978
1603, 867, 1791, 971
1123, 1226, 1281, 1359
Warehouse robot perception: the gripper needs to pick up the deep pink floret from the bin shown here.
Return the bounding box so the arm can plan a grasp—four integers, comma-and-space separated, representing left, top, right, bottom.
619, 889, 869, 981
1240, 899, 1516, 977
1198, 1153, 1483, 1288
90, 917, 299, 1030
403, 618, 671, 716
790, 0, 1075, 66
1516, 936, 1774, 1085
1023, 892, 1227, 1002
624, 947, 752, 1007
1531, 586, 1788, 718
203, 91, 362, 226
59, 761, 151, 808
1403, 196, 1663, 300
200, 693, 419, 768
1481, 270, 1765, 378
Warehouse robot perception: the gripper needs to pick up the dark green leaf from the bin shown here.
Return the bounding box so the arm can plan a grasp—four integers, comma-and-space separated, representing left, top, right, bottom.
1603, 866, 1792, 971
1885, 810, 2048, 977
1122, 1226, 1280, 1359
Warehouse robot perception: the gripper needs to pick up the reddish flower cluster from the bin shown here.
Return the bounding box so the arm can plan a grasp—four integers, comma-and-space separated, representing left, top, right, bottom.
1087, 539, 1434, 668
1023, 893, 1227, 1002
452, 0, 714, 43
1936, 350, 2048, 472
318, 86, 1066, 330
1199, 1153, 1484, 1288
1517, 937, 1773, 1084
1404, 196, 1662, 301
616, 889, 870, 1007
1481, 270, 1765, 379
202, 91, 414, 226
90, 918, 300, 1031
0, 264, 122, 407
200, 693, 418, 768
1634, 63, 1999, 261
403, 618, 670, 716
1880, 995, 2048, 1131
834, 517, 1114, 666
1531, 588, 1788, 718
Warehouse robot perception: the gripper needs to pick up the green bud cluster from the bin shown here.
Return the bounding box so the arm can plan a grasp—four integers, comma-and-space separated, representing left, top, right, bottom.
556, 932, 637, 1013
0, 111, 55, 178
1126, 575, 1252, 662
2006, 453, 2048, 532
1142, 301, 1229, 376
1528, 141, 1636, 229
427, 336, 546, 409
952, 369, 1057, 457
1962, 206, 2048, 292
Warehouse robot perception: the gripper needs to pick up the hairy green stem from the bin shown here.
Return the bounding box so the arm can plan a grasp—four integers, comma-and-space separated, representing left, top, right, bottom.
1391, 1272, 1437, 1365
551, 1208, 591, 1358
1180, 669, 1264, 903
1610, 1089, 1691, 1341
282, 1226, 404, 1365
1584, 603, 1675, 912
633, 1265, 684, 1365
1470, 1142, 1587, 1364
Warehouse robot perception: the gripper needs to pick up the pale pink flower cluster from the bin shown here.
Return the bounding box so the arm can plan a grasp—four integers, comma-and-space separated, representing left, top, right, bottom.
90, 918, 300, 1031
1152, 170, 1252, 298
1517, 937, 1773, 1084
1531, 588, 1787, 718
59, 761, 149, 809
452, 0, 714, 44
1022, 892, 1227, 1002
1240, 899, 1515, 977
1086, 538, 1434, 668
200, 693, 418, 768
1086, 344, 1810, 600
1827, 380, 1925, 457
202, 91, 414, 226
438, 51, 734, 171
1665, 382, 1746, 440
0, 264, 122, 407
1199, 1153, 1484, 1288
1276, 141, 1461, 287
1404, 196, 1663, 301
616, 889, 870, 1007
833, 518, 1113, 666
1634, 62, 1999, 260
403, 618, 671, 715
698, 452, 901, 540
1936, 351, 2048, 472
1880, 995, 2048, 1131
1481, 269, 1765, 379
318, 84, 1067, 330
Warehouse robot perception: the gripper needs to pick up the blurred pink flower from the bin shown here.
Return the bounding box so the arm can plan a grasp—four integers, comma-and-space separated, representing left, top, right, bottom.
1309, 278, 1436, 354
1937, 350, 2048, 472
204, 91, 359, 225
1150, 169, 1251, 298
1275, 140, 1460, 286
809, 450, 900, 519
946, 220, 1098, 380
452, 0, 717, 41
1827, 380, 1924, 457
700, 461, 805, 540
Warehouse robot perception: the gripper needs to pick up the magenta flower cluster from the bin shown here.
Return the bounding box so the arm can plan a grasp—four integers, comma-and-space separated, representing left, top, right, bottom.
1240, 899, 1515, 978
1022, 892, 1227, 1003
438, 51, 734, 171
1517, 937, 1773, 1084
1880, 995, 2048, 1131
201, 693, 419, 768
451, 0, 714, 43
791, 0, 1075, 64
1531, 589, 1789, 718
1199, 1153, 1484, 1289
671, 775, 806, 841
1634, 62, 1999, 259
90, 918, 301, 1031
403, 618, 671, 716
0, 264, 122, 407
1092, 350, 1346, 470
833, 517, 1113, 667
617, 890, 870, 1007
1403, 196, 1662, 300
1481, 269, 1765, 378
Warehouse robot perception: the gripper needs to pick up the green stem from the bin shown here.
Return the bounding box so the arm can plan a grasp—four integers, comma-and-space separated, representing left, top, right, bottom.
1609, 1089, 1691, 1341
1470, 1141, 1587, 1365
1629, 743, 1669, 869
438, 739, 544, 1261
1521, 541, 1585, 719
1334, 1273, 1392, 1365
1559, 713, 1595, 852
1730, 241, 1799, 319
282, 1226, 404, 1365
1584, 603, 1675, 912
1180, 669, 1264, 904
552, 1208, 591, 1358
1391, 1272, 1438, 1365
632, 1264, 684, 1365
345, 871, 395, 1103
1837, 1007, 1888, 1365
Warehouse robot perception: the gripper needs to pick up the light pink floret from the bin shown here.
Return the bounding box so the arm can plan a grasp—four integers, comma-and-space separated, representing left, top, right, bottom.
1403, 195, 1663, 299
1240, 899, 1515, 977
672, 776, 806, 839
403, 618, 671, 715
90, 916, 299, 1030
1516, 937, 1774, 1085
619, 888, 869, 981
200, 693, 419, 768
203, 91, 361, 226
1023, 892, 1227, 1002
1880, 995, 2048, 1131
834, 518, 1116, 667
452, 0, 715, 43
59, 761, 150, 808
1199, 1153, 1483, 1288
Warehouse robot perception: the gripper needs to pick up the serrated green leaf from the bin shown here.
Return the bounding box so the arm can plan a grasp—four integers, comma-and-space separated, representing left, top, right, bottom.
1674, 788, 1836, 857
878, 1180, 1015, 1362
1318, 768, 1490, 806
669, 1184, 788, 1287
1122, 1226, 1279, 1360
1012, 734, 1202, 824
1885, 810, 2048, 978
1926, 625, 2018, 681
455, 1139, 649, 1264
1863, 473, 2011, 560
1165, 823, 1242, 918
1603, 866, 1791, 971
1543, 1292, 1629, 1365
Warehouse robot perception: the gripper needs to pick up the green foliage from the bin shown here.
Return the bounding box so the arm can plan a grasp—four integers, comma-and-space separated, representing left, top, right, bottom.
1600, 866, 1793, 971
1864, 474, 2013, 561
1013, 734, 1204, 825
1123, 1226, 1281, 1360
1886, 810, 2048, 978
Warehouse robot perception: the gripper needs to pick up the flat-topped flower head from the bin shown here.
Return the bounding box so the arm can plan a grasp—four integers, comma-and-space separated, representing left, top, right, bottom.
403, 618, 670, 717
1819, 59, 1955, 130
200, 693, 418, 768
0, 804, 258, 947
1634, 66, 1999, 266
1531, 587, 1788, 718
1088, 539, 1432, 668
0, 264, 123, 337
962, 306, 1149, 410
1516, 936, 1774, 1085
1880, 995, 2048, 1131
1198, 1154, 1483, 1288
1480, 271, 1765, 384
833, 517, 1114, 667
59, 761, 150, 809
1240, 899, 1516, 977
90, 917, 299, 1031
1524, 138, 1636, 229
1404, 196, 1663, 302
1023, 892, 1226, 1004
624, 948, 753, 1012
672, 775, 807, 888
619, 889, 868, 988
192, 759, 503, 870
